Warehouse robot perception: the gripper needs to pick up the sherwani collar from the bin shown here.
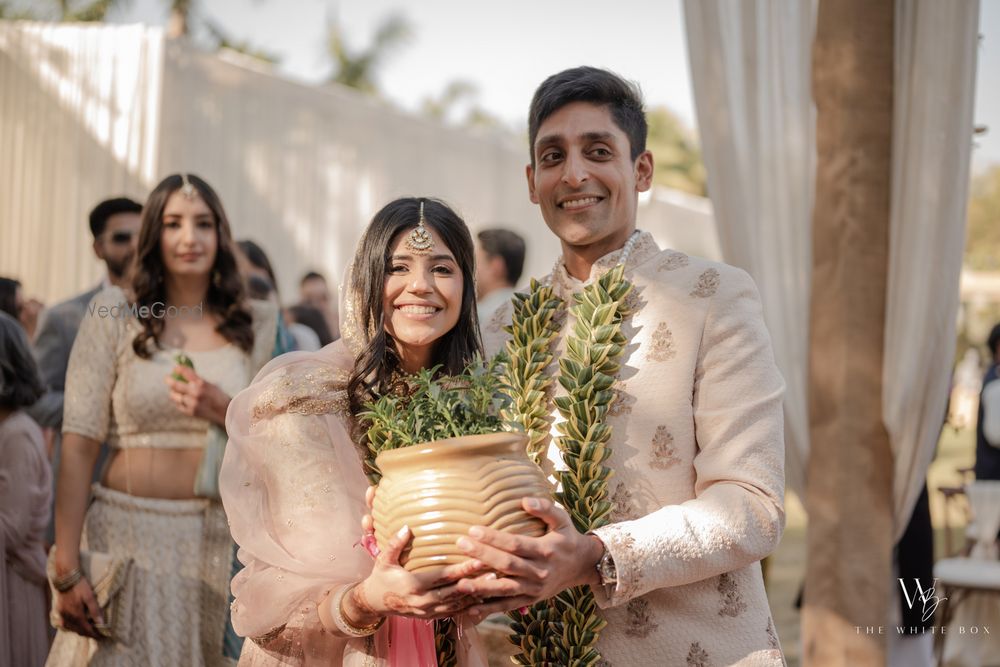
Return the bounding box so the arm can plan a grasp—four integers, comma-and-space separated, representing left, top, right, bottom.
550, 230, 661, 297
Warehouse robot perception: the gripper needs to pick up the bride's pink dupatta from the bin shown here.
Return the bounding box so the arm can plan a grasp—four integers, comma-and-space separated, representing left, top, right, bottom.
360, 535, 438, 666
221, 342, 487, 666
221, 260, 488, 666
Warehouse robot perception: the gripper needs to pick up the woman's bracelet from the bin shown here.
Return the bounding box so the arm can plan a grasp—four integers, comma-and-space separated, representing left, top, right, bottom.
51, 567, 84, 593
330, 583, 384, 637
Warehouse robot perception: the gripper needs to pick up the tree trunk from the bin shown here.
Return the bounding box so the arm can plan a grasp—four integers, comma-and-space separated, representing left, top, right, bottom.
804, 0, 895, 665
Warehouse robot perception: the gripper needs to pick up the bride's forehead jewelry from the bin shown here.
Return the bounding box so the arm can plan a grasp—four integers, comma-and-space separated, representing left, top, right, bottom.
180, 173, 197, 200
404, 200, 434, 255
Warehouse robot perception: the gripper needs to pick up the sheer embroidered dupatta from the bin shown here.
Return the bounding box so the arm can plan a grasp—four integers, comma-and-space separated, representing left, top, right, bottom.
221, 331, 485, 664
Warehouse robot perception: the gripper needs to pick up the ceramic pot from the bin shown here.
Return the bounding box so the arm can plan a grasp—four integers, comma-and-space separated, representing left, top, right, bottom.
372, 431, 550, 576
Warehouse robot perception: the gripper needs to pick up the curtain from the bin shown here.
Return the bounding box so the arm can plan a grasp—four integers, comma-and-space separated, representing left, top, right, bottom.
682, 0, 816, 496
0, 23, 555, 304
883, 0, 980, 540
0, 22, 163, 300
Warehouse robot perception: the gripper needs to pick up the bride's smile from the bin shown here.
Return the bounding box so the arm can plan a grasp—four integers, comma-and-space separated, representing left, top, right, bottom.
382, 226, 463, 370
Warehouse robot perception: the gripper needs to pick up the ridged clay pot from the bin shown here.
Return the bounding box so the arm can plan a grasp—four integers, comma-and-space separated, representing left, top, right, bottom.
372, 431, 550, 577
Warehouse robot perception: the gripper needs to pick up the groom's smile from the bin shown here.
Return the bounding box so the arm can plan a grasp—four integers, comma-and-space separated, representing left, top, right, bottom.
558, 194, 605, 211
527, 101, 653, 272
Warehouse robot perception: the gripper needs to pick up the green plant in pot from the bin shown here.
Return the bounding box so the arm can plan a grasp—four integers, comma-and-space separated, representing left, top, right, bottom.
360, 357, 550, 577
361, 357, 552, 667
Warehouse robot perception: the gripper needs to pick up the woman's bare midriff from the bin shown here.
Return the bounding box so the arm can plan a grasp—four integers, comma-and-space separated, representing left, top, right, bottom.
102, 447, 206, 499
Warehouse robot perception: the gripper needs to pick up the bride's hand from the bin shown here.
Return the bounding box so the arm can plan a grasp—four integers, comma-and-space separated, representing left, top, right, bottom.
361, 485, 376, 536
350, 525, 490, 622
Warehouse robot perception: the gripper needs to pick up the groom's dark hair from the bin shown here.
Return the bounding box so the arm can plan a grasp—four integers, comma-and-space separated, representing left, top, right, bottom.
527, 66, 647, 166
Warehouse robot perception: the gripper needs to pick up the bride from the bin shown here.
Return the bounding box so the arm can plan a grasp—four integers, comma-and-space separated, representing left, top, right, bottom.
220, 197, 489, 666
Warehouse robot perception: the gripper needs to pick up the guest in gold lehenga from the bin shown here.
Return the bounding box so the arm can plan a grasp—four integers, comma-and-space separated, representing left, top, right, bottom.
221, 198, 490, 666
47, 174, 278, 667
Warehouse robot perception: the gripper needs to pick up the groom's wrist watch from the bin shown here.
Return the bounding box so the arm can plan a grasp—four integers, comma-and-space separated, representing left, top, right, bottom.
595, 544, 618, 593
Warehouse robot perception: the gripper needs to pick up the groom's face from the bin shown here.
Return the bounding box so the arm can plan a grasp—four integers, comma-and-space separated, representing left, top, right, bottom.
527, 101, 653, 254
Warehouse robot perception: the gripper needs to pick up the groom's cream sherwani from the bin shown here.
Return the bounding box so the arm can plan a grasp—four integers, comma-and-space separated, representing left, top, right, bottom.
482, 232, 786, 667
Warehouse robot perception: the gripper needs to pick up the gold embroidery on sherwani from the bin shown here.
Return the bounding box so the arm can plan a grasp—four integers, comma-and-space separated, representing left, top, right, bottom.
690, 268, 721, 298
647, 322, 677, 362
686, 642, 712, 667
487, 301, 511, 334
623, 284, 644, 314
766, 617, 780, 649
607, 380, 635, 417
658, 251, 690, 272
624, 597, 659, 638
601, 524, 642, 599
606, 530, 635, 552
718, 572, 748, 617
601, 528, 641, 598
650, 426, 681, 470
611, 481, 638, 522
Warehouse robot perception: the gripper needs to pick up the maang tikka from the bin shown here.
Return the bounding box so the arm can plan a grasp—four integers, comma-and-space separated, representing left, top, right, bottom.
180, 173, 197, 200
404, 200, 434, 255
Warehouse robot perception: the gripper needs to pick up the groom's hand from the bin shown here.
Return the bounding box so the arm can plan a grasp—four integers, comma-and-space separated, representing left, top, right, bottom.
453, 497, 605, 620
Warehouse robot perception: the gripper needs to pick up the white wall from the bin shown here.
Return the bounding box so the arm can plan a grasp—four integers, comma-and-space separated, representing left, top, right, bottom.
1, 22, 718, 307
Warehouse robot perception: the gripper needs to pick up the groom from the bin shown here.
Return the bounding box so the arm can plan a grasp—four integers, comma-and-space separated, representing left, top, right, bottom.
457, 67, 787, 666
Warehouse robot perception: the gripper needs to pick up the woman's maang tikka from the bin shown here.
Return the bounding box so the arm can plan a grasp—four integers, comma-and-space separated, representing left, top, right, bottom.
404, 201, 434, 255
180, 173, 197, 200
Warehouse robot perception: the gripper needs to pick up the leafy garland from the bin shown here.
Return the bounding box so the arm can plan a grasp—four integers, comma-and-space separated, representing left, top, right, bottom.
498, 279, 564, 465
500, 264, 634, 666
356, 262, 632, 666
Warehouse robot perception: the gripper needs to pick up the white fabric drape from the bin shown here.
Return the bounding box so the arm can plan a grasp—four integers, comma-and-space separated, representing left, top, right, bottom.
883, 0, 980, 541
0, 22, 721, 307
0, 22, 559, 305
0, 21, 163, 299
682, 0, 816, 496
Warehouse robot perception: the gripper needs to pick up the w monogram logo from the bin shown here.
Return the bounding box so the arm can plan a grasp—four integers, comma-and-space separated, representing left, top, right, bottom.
898, 578, 947, 623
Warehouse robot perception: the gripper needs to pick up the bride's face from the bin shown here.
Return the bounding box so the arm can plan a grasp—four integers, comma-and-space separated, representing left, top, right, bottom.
382, 226, 463, 359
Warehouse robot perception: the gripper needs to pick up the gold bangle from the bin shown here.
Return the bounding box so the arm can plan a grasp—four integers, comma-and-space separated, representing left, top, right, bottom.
330, 584, 384, 637
52, 567, 84, 593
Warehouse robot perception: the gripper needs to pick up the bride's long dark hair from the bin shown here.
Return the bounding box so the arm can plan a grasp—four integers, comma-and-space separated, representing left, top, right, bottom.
346, 197, 483, 417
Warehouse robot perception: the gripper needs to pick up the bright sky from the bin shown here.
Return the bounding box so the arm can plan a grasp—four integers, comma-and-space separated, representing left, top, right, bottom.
111, 0, 695, 126
109, 0, 999, 170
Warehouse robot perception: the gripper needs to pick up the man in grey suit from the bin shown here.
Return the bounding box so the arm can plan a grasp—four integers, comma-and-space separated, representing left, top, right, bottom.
30, 197, 142, 428
28, 197, 142, 540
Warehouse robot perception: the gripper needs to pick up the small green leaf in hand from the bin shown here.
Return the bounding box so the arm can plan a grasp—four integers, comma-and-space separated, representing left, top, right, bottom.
172, 353, 195, 383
